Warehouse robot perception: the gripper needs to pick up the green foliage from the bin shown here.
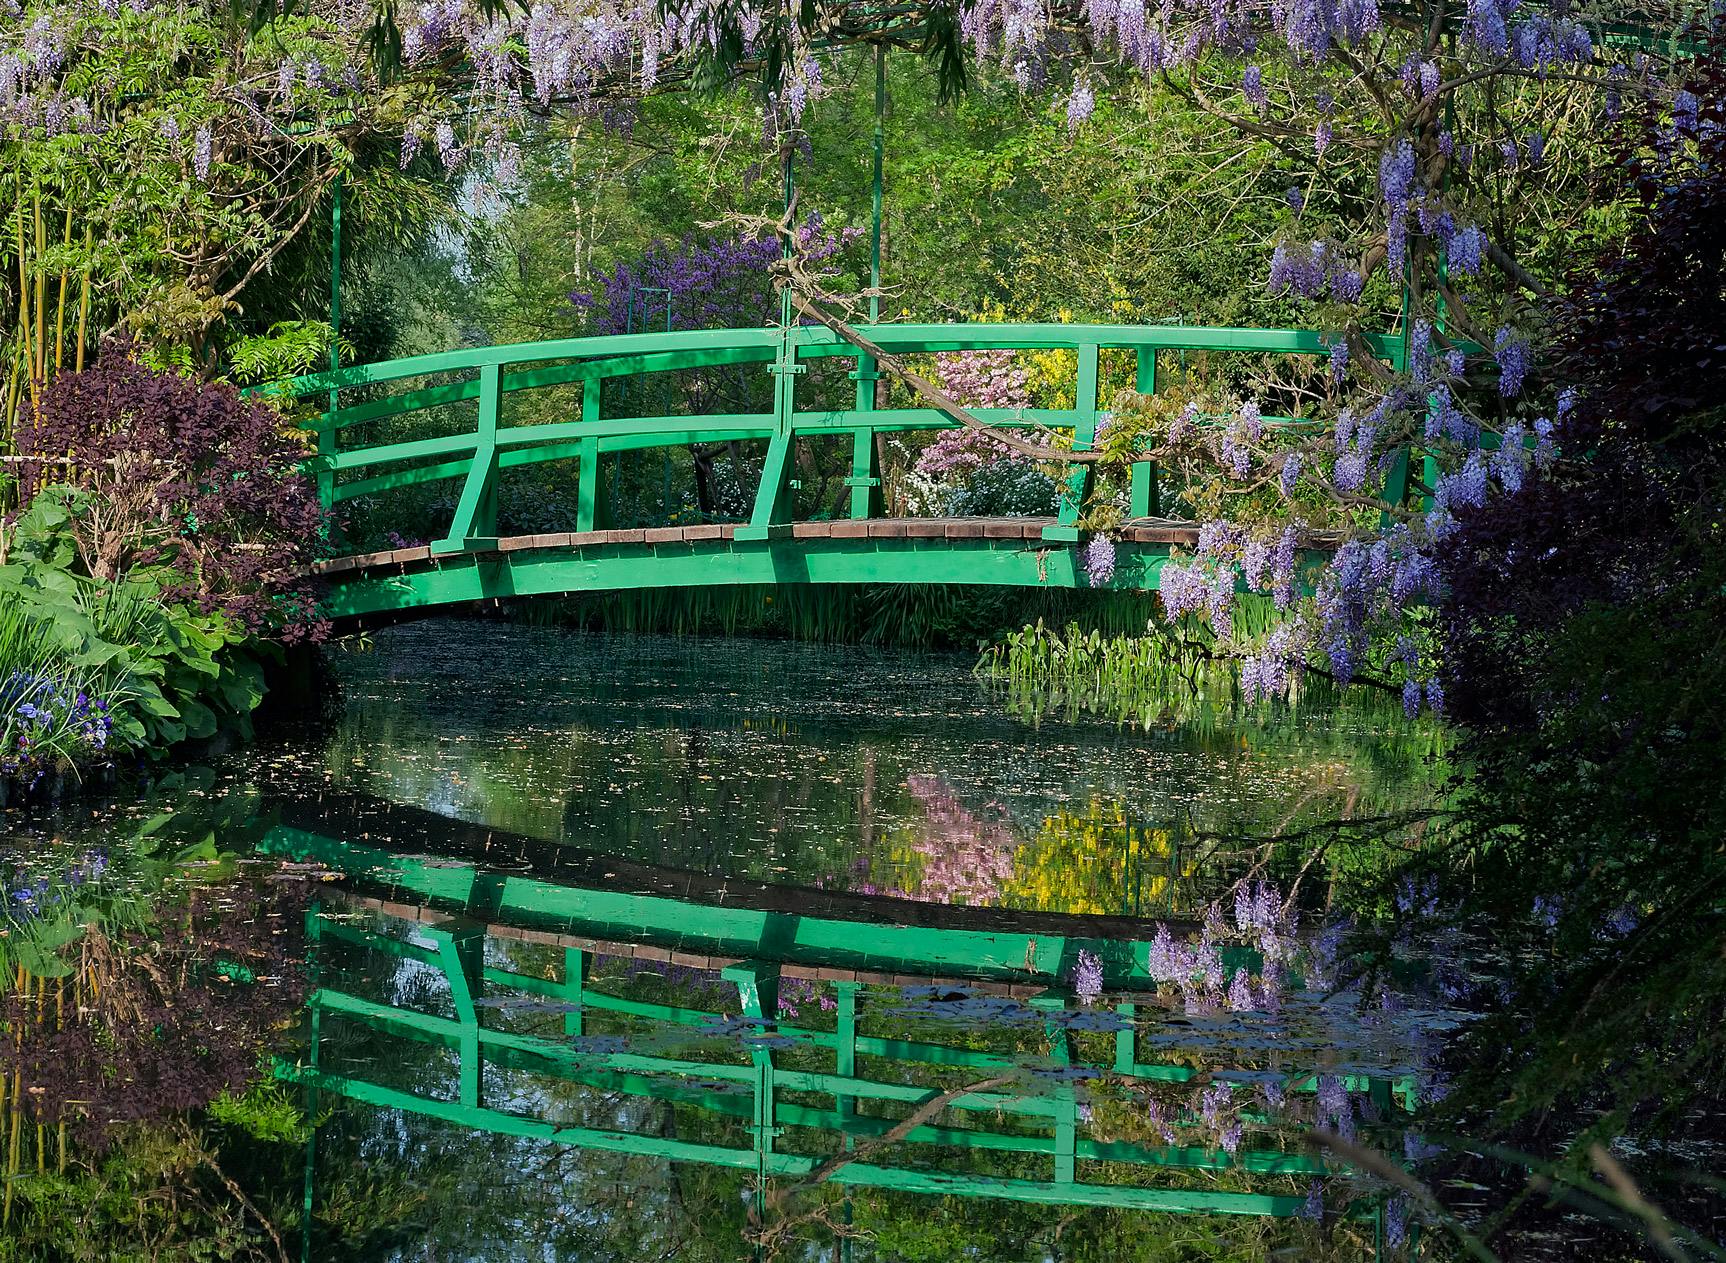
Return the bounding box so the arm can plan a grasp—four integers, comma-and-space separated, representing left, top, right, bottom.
0, 1123, 270, 1263
1, 490, 269, 761
347, 54, 1297, 364
222, 321, 352, 388
205, 1084, 315, 1146
540, 581, 1241, 649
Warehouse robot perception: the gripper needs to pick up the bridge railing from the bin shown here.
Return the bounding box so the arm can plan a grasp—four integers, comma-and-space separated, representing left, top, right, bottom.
265, 323, 1406, 557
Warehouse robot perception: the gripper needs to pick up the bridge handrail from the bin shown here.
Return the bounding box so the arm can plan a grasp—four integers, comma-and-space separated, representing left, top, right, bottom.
264, 322, 1402, 400
261, 321, 1412, 556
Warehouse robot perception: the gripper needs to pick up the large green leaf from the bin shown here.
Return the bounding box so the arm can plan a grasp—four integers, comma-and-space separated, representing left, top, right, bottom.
177, 698, 218, 740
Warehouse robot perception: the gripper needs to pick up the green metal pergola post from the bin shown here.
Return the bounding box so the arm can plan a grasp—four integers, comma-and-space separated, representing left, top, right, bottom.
870, 44, 885, 326
846, 44, 888, 520
318, 178, 341, 512
740, 140, 801, 541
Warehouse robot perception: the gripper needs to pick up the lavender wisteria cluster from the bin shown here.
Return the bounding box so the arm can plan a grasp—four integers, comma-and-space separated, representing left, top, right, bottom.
1108, 324, 1565, 710
570, 215, 857, 338
8, 0, 1670, 201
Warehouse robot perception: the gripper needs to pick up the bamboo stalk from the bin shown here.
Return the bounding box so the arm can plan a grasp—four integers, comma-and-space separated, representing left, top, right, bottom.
4, 1071, 20, 1228
15, 179, 32, 412
55, 975, 65, 1174
74, 225, 91, 374
53, 203, 71, 374
32, 188, 45, 389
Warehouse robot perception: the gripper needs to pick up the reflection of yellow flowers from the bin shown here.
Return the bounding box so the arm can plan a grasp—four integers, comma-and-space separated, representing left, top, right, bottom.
1002, 798, 1196, 917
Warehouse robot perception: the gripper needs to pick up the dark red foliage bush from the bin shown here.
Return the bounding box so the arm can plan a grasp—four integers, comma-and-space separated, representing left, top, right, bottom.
17, 344, 328, 640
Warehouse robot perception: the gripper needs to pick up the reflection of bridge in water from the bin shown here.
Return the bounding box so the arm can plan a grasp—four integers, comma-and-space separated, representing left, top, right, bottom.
268, 795, 1418, 1237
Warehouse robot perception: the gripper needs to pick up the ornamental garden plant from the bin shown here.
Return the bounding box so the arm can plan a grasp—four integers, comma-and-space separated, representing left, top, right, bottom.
1, 347, 328, 790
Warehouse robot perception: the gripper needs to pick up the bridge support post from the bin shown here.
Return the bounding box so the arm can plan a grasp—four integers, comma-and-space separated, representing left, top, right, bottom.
1380, 447, 1412, 528
1130, 348, 1162, 518
1043, 343, 1100, 544
834, 980, 860, 1123
846, 353, 883, 519
560, 947, 589, 1038
738, 433, 796, 541
738, 327, 801, 541
723, 962, 783, 1201
1113, 1001, 1137, 1073
432, 363, 501, 554
575, 381, 611, 532
1054, 1089, 1078, 1186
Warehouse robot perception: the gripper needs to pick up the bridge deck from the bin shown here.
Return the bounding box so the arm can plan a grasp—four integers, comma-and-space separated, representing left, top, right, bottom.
312, 516, 1201, 578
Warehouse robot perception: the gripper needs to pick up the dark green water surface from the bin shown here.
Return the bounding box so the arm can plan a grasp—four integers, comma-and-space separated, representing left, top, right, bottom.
0, 619, 1459, 1262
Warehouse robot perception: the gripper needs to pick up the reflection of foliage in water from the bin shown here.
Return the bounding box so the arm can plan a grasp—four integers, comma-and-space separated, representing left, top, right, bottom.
0, 792, 312, 1258
2, 877, 308, 1149
873, 773, 1018, 904
1004, 799, 1192, 918
312, 625, 1445, 915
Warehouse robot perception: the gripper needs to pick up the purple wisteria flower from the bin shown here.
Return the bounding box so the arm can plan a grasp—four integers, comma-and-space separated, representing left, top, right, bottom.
1532, 895, 1562, 928
1494, 327, 1529, 397
1317, 1073, 1355, 1139
1449, 223, 1487, 275
1081, 534, 1117, 587
435, 119, 460, 171
1226, 968, 1255, 1010
1066, 80, 1095, 130
1073, 948, 1104, 1003
1329, 338, 1349, 384
1242, 64, 1268, 111
1386, 1196, 1409, 1247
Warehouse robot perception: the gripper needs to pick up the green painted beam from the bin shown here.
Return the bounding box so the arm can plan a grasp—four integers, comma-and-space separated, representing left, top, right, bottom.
313, 537, 1180, 621
264, 323, 1402, 401
310, 914, 1257, 1090
310, 986, 1064, 1118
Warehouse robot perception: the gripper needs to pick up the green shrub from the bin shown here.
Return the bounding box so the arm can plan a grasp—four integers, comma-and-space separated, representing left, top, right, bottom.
0, 490, 268, 778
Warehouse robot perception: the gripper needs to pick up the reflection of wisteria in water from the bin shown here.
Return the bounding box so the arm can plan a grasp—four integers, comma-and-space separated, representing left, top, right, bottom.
876, 773, 1017, 905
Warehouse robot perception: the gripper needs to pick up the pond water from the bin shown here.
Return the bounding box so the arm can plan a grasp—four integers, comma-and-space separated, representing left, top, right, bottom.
1, 618, 1460, 1261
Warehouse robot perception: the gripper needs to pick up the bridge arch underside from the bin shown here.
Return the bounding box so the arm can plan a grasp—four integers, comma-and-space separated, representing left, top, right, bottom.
312, 518, 1199, 625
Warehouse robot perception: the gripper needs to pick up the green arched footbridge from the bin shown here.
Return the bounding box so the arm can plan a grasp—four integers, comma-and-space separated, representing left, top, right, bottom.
272, 322, 1410, 623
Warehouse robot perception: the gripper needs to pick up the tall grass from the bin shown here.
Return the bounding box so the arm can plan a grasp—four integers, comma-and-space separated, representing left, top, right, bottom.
528, 583, 1194, 648
974, 595, 1293, 726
